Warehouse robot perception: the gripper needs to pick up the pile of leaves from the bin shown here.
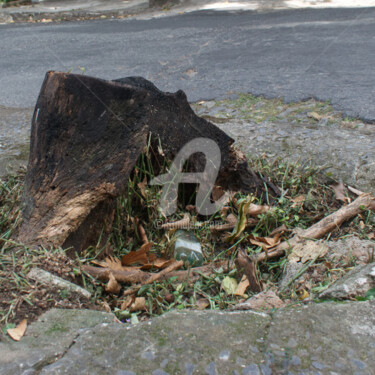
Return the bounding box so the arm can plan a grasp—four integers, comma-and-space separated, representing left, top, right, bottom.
1, 154, 374, 334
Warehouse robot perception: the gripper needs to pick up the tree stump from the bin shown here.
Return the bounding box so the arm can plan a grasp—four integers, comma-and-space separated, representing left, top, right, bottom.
17, 71, 278, 252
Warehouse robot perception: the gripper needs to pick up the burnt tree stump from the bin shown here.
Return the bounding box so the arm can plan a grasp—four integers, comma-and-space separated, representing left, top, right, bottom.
17, 71, 278, 252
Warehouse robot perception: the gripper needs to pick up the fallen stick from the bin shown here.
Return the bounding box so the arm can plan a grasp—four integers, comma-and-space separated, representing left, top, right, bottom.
123, 260, 184, 296
82, 265, 150, 284
162, 260, 231, 281
256, 193, 375, 263
83, 260, 230, 285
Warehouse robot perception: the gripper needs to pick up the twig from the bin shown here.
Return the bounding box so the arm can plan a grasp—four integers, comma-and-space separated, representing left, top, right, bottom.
256, 193, 375, 263
123, 260, 184, 296
82, 265, 150, 284
163, 260, 231, 281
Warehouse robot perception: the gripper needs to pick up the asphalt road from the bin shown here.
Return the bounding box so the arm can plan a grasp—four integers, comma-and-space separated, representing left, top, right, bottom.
1, 7, 375, 120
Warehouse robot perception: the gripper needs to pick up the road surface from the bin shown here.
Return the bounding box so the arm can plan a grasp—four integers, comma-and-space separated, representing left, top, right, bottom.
1, 7, 375, 120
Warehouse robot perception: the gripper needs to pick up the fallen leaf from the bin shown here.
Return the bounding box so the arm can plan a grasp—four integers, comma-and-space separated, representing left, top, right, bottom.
185, 205, 196, 212
210, 213, 238, 232
288, 240, 329, 264
140, 258, 175, 270
121, 242, 154, 266
269, 224, 288, 236
196, 298, 210, 310
137, 177, 147, 198
137, 220, 148, 244
235, 249, 262, 293
249, 233, 282, 250
332, 182, 348, 202
221, 276, 238, 295
368, 232, 375, 240
247, 203, 269, 217
161, 213, 190, 230
101, 300, 112, 313
121, 296, 134, 310
234, 275, 250, 296
130, 314, 139, 325
7, 319, 27, 341
104, 256, 123, 270
297, 288, 309, 301
226, 197, 253, 242
105, 272, 121, 294
291, 195, 305, 208
130, 297, 147, 312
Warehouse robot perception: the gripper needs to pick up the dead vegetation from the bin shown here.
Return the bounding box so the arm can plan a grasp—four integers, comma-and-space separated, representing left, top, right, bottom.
1, 152, 374, 335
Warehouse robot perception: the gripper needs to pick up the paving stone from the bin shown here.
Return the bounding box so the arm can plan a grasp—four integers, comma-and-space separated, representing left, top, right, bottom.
0, 309, 116, 375
265, 301, 375, 375
2, 302, 374, 374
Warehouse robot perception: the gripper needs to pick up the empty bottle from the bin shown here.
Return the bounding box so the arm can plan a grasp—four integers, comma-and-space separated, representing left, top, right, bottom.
174, 230, 204, 267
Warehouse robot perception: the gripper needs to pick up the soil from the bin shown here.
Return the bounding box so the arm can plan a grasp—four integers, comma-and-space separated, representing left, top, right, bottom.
0, 251, 101, 327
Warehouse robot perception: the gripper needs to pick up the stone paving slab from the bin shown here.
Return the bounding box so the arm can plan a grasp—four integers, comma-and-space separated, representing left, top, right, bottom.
0, 309, 117, 374
1, 301, 374, 374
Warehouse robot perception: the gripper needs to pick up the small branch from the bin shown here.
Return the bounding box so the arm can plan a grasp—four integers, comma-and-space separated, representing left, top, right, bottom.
256, 193, 375, 263
163, 260, 231, 281
123, 260, 184, 296
82, 265, 150, 284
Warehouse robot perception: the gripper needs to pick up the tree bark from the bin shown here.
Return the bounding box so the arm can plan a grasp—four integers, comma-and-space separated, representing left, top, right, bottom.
17, 71, 277, 252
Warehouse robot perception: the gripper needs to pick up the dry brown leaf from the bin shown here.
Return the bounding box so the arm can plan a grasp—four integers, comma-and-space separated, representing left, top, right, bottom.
140, 258, 175, 270
91, 258, 137, 272
332, 182, 348, 202
247, 203, 269, 217
288, 240, 329, 264
235, 248, 262, 293
269, 224, 288, 236
137, 177, 147, 198
196, 298, 210, 310
185, 205, 196, 212
291, 195, 305, 208
101, 300, 112, 313
210, 213, 238, 232
234, 275, 250, 296
368, 232, 375, 240
161, 213, 190, 230
105, 272, 121, 294
121, 296, 134, 310
249, 233, 282, 250
7, 319, 27, 341
130, 297, 147, 312
104, 256, 124, 271
121, 242, 154, 266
